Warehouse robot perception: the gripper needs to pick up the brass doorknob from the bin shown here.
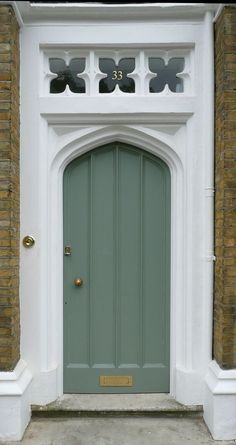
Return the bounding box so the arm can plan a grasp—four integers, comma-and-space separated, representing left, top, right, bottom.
74, 278, 83, 287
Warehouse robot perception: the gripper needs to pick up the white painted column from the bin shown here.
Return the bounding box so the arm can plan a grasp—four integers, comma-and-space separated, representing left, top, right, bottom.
0, 361, 32, 441
204, 361, 236, 440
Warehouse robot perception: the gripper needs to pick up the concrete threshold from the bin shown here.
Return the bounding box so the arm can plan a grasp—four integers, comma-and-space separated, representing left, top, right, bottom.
32, 394, 203, 418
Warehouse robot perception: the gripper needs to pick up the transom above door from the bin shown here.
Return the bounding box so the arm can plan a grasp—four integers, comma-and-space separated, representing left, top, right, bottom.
42, 48, 192, 96
63, 142, 170, 393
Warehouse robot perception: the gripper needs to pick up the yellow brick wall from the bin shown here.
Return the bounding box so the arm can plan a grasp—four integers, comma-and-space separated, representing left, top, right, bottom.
214, 7, 236, 369
0, 5, 20, 370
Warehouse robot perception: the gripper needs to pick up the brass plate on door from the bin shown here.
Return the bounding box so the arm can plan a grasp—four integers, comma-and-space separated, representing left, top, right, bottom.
100, 375, 133, 387
64, 245, 72, 256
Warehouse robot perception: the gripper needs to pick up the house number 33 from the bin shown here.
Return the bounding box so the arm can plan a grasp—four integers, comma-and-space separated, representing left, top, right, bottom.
112, 70, 123, 80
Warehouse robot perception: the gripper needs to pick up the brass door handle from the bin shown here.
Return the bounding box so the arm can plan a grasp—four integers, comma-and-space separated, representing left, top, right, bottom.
74, 278, 83, 287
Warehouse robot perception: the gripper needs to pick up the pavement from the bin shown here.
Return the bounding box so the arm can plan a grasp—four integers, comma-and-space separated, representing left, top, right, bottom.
3, 417, 236, 445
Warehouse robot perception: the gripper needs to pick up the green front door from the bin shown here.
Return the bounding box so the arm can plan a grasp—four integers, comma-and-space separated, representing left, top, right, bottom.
63, 142, 170, 393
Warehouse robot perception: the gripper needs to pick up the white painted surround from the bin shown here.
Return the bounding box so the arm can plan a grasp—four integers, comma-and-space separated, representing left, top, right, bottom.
0, 2, 235, 441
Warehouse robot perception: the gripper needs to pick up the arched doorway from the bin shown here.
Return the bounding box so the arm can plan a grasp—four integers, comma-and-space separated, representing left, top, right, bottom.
63, 142, 170, 393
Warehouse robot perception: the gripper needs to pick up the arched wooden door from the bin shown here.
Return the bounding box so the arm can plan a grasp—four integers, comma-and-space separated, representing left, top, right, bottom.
63, 142, 170, 393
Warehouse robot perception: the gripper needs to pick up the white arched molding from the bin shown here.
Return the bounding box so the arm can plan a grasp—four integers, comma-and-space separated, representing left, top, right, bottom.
52, 123, 184, 400
20, 114, 212, 406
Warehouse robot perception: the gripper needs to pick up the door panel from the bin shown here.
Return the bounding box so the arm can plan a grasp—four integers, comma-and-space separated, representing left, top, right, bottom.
118, 148, 141, 367
91, 148, 115, 366
63, 142, 170, 393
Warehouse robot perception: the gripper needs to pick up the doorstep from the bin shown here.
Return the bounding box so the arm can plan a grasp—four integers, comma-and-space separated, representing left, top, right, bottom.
32, 394, 203, 418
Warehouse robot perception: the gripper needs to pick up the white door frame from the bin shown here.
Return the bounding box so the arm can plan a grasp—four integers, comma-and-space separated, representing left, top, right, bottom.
19, 9, 214, 406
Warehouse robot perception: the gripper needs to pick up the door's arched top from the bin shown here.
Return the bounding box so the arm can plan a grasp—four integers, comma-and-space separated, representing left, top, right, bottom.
53, 124, 183, 178
64, 141, 170, 179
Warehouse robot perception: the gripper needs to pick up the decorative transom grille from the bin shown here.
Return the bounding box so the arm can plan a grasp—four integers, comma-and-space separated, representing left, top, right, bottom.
43, 49, 191, 96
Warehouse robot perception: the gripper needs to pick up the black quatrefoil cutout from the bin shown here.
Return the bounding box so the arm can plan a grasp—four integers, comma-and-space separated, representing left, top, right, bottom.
49, 58, 86, 94
99, 58, 135, 93
149, 57, 185, 93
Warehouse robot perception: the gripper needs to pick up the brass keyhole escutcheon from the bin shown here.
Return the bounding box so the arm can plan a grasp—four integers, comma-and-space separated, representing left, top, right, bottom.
74, 278, 83, 287
23, 235, 35, 248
